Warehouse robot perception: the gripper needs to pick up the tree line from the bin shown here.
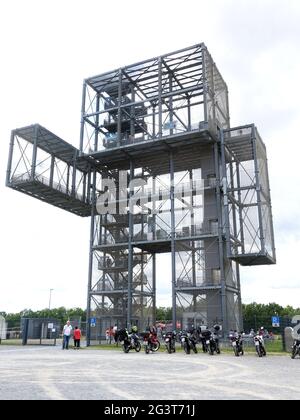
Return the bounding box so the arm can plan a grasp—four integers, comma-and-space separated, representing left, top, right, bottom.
0, 307, 86, 328
1, 303, 299, 329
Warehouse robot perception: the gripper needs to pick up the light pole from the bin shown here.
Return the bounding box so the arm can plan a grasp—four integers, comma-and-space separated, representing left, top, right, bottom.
49, 288, 54, 310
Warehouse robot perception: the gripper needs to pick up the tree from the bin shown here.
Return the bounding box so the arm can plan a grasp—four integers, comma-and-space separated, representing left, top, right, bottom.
156, 307, 172, 320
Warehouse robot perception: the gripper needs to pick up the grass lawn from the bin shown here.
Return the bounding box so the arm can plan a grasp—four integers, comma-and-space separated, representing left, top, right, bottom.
86, 338, 286, 355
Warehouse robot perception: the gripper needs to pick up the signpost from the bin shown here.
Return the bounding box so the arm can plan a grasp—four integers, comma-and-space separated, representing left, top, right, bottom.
272, 316, 280, 328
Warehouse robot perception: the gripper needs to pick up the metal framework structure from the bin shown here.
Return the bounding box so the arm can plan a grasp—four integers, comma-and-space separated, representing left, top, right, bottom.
6, 43, 275, 343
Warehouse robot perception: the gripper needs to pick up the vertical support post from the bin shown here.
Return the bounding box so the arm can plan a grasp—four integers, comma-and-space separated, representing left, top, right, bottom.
140, 252, 144, 328
187, 98, 191, 131
71, 150, 77, 196
79, 81, 87, 153
220, 129, 231, 258
201, 46, 208, 122
264, 149, 276, 260
49, 155, 55, 188
130, 83, 135, 141
87, 171, 91, 203
152, 176, 156, 240
6, 130, 15, 186
170, 151, 177, 330
117, 69, 122, 147
225, 87, 230, 129
86, 170, 96, 346
235, 263, 243, 331
66, 166, 70, 195
127, 160, 134, 328
236, 162, 245, 254
169, 73, 173, 136
22, 318, 29, 346
252, 125, 266, 254
229, 161, 238, 249
190, 170, 197, 310
158, 57, 162, 138
31, 125, 39, 180
152, 105, 156, 139
94, 93, 100, 151
83, 173, 87, 202
214, 139, 228, 334
152, 253, 156, 325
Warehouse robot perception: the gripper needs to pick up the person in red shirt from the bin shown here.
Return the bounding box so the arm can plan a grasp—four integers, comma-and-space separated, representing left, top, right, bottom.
73, 326, 81, 349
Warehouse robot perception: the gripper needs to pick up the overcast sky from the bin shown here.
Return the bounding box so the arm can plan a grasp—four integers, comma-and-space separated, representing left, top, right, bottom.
0, 0, 300, 313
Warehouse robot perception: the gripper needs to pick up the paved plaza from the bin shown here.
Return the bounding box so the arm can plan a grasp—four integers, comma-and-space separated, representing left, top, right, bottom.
0, 345, 299, 400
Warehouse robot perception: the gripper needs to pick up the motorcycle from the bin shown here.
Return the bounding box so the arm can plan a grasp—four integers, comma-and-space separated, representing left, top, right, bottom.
118, 329, 141, 353
208, 333, 221, 355
291, 340, 300, 359
180, 331, 198, 354
229, 334, 244, 357
254, 334, 266, 357
143, 332, 160, 354
163, 331, 176, 353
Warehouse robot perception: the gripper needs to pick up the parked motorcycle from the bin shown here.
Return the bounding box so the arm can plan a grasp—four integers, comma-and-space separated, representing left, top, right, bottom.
143, 332, 160, 354
208, 333, 221, 355
201, 329, 220, 355
180, 331, 198, 354
254, 334, 266, 357
291, 340, 300, 359
229, 333, 244, 357
163, 331, 176, 353
118, 329, 141, 353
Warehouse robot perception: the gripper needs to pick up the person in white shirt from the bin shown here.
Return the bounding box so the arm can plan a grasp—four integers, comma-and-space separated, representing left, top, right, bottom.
62, 320, 73, 350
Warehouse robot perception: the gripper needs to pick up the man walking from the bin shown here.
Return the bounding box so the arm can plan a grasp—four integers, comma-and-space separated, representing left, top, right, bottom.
62, 320, 72, 350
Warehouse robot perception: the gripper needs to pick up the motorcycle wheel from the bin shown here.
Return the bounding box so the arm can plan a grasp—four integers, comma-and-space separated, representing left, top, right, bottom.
192, 345, 198, 354
123, 344, 130, 353
216, 348, 221, 355
167, 343, 172, 354
135, 342, 141, 352
152, 341, 160, 352
234, 347, 239, 357
291, 349, 296, 359
145, 344, 150, 354
183, 343, 190, 354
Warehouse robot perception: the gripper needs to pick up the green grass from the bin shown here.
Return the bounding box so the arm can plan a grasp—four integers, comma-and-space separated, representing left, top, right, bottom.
0, 339, 22, 346
221, 338, 286, 355
86, 339, 287, 355
0, 338, 287, 356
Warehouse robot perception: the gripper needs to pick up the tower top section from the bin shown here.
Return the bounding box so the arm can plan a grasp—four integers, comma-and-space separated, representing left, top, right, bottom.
80, 43, 229, 156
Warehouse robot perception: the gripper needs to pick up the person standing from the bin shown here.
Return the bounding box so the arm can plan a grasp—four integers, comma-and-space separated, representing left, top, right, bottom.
113, 324, 118, 344
62, 320, 73, 350
73, 326, 81, 349
105, 328, 110, 344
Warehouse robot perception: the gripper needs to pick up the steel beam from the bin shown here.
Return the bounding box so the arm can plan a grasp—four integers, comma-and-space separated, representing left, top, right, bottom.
6, 130, 15, 186
170, 151, 177, 330
86, 169, 96, 346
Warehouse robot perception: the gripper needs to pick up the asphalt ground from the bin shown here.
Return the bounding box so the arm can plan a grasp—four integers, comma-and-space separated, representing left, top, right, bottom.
0, 345, 299, 400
